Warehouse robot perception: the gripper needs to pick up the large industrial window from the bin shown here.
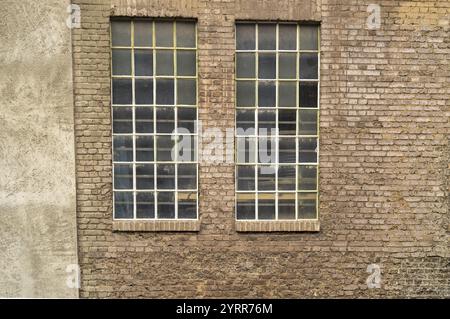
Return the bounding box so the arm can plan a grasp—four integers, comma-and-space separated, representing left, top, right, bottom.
111, 19, 198, 220
235, 22, 319, 220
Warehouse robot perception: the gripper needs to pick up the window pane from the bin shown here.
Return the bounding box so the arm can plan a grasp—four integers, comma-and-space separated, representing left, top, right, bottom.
157, 191, 175, 218
236, 137, 256, 163
278, 193, 295, 219
298, 165, 317, 190
111, 20, 131, 47
278, 165, 295, 191
278, 53, 297, 79
258, 137, 275, 164
112, 106, 132, 133
114, 192, 133, 219
156, 135, 175, 161
236, 193, 255, 220
258, 193, 275, 219
299, 82, 318, 108
157, 164, 175, 189
300, 26, 318, 50
236, 53, 255, 78
176, 21, 196, 48
236, 110, 255, 135
178, 192, 197, 219
279, 137, 296, 163
237, 165, 255, 191
236, 81, 255, 107
112, 49, 131, 75
278, 109, 296, 135
258, 81, 276, 107
258, 24, 276, 50
176, 135, 196, 162
156, 79, 174, 105
114, 164, 133, 189
113, 136, 133, 162
279, 24, 297, 50
299, 53, 318, 79
258, 53, 276, 79
298, 109, 318, 135
298, 193, 317, 219
178, 164, 197, 190
177, 107, 196, 133
136, 192, 155, 219
155, 21, 173, 47
135, 79, 153, 105
136, 164, 154, 189
136, 135, 154, 161
278, 82, 297, 107
298, 138, 317, 163
258, 166, 275, 191
134, 49, 153, 76
156, 50, 174, 75
135, 107, 153, 133
177, 79, 196, 105
236, 24, 255, 50
177, 50, 196, 76
112, 79, 132, 104
156, 107, 175, 133
134, 21, 152, 47
258, 110, 276, 134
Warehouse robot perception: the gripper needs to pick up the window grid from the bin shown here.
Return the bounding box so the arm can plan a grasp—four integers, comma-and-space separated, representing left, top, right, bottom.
111, 19, 198, 220
235, 22, 320, 221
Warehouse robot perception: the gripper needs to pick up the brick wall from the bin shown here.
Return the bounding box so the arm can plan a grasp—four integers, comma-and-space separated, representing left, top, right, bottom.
72, 0, 449, 298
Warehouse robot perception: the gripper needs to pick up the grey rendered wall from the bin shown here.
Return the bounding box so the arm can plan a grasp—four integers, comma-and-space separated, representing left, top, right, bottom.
0, 0, 78, 298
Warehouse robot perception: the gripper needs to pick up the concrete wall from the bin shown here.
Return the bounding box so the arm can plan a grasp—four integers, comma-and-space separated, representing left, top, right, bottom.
0, 0, 78, 298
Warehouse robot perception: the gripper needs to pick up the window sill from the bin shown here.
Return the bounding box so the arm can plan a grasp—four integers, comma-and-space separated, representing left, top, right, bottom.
112, 220, 200, 232
235, 220, 320, 232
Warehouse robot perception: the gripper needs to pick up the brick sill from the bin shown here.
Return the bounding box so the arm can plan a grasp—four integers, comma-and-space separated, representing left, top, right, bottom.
112, 220, 200, 232
236, 220, 320, 232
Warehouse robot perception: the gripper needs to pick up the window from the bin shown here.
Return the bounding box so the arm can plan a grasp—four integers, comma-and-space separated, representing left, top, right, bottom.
235, 22, 319, 221
111, 19, 198, 220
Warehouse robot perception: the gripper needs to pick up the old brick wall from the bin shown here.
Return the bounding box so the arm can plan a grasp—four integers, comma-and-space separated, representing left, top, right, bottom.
72, 0, 449, 298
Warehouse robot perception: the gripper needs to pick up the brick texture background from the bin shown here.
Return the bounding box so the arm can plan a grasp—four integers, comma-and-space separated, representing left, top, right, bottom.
72, 0, 449, 298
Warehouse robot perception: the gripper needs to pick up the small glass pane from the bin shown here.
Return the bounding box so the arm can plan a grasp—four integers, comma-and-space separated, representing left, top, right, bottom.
279, 137, 296, 163
178, 164, 197, 190
134, 21, 152, 47
236, 24, 255, 50
298, 138, 317, 163
157, 164, 175, 189
156, 135, 175, 161
236, 81, 255, 107
114, 192, 133, 219
136, 192, 155, 219
298, 165, 317, 190
176, 21, 196, 48
155, 21, 173, 47
299, 82, 318, 108
237, 193, 255, 220
178, 192, 197, 219
112, 49, 131, 75
112, 106, 132, 133
300, 26, 318, 50
237, 166, 255, 191
114, 164, 133, 189
258, 193, 275, 219
157, 191, 175, 219
258, 81, 276, 107
136, 135, 154, 161
156, 50, 174, 76
113, 136, 133, 162
136, 164, 154, 189
135, 107, 153, 133
236, 137, 256, 163
177, 79, 196, 105
258, 137, 275, 164
236, 110, 255, 135
177, 50, 196, 76
258, 166, 275, 191
278, 109, 296, 135
176, 135, 196, 162
156, 107, 175, 133
298, 109, 318, 135
135, 79, 153, 105
156, 79, 174, 105
134, 50, 153, 76
278, 53, 297, 79
298, 193, 317, 219
258, 24, 276, 50
278, 82, 297, 107
278, 193, 296, 219
111, 20, 131, 47
236, 53, 255, 78
258, 53, 276, 79
299, 53, 318, 79
177, 108, 196, 133
258, 110, 276, 135
278, 165, 296, 191
279, 24, 297, 50
112, 79, 132, 104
